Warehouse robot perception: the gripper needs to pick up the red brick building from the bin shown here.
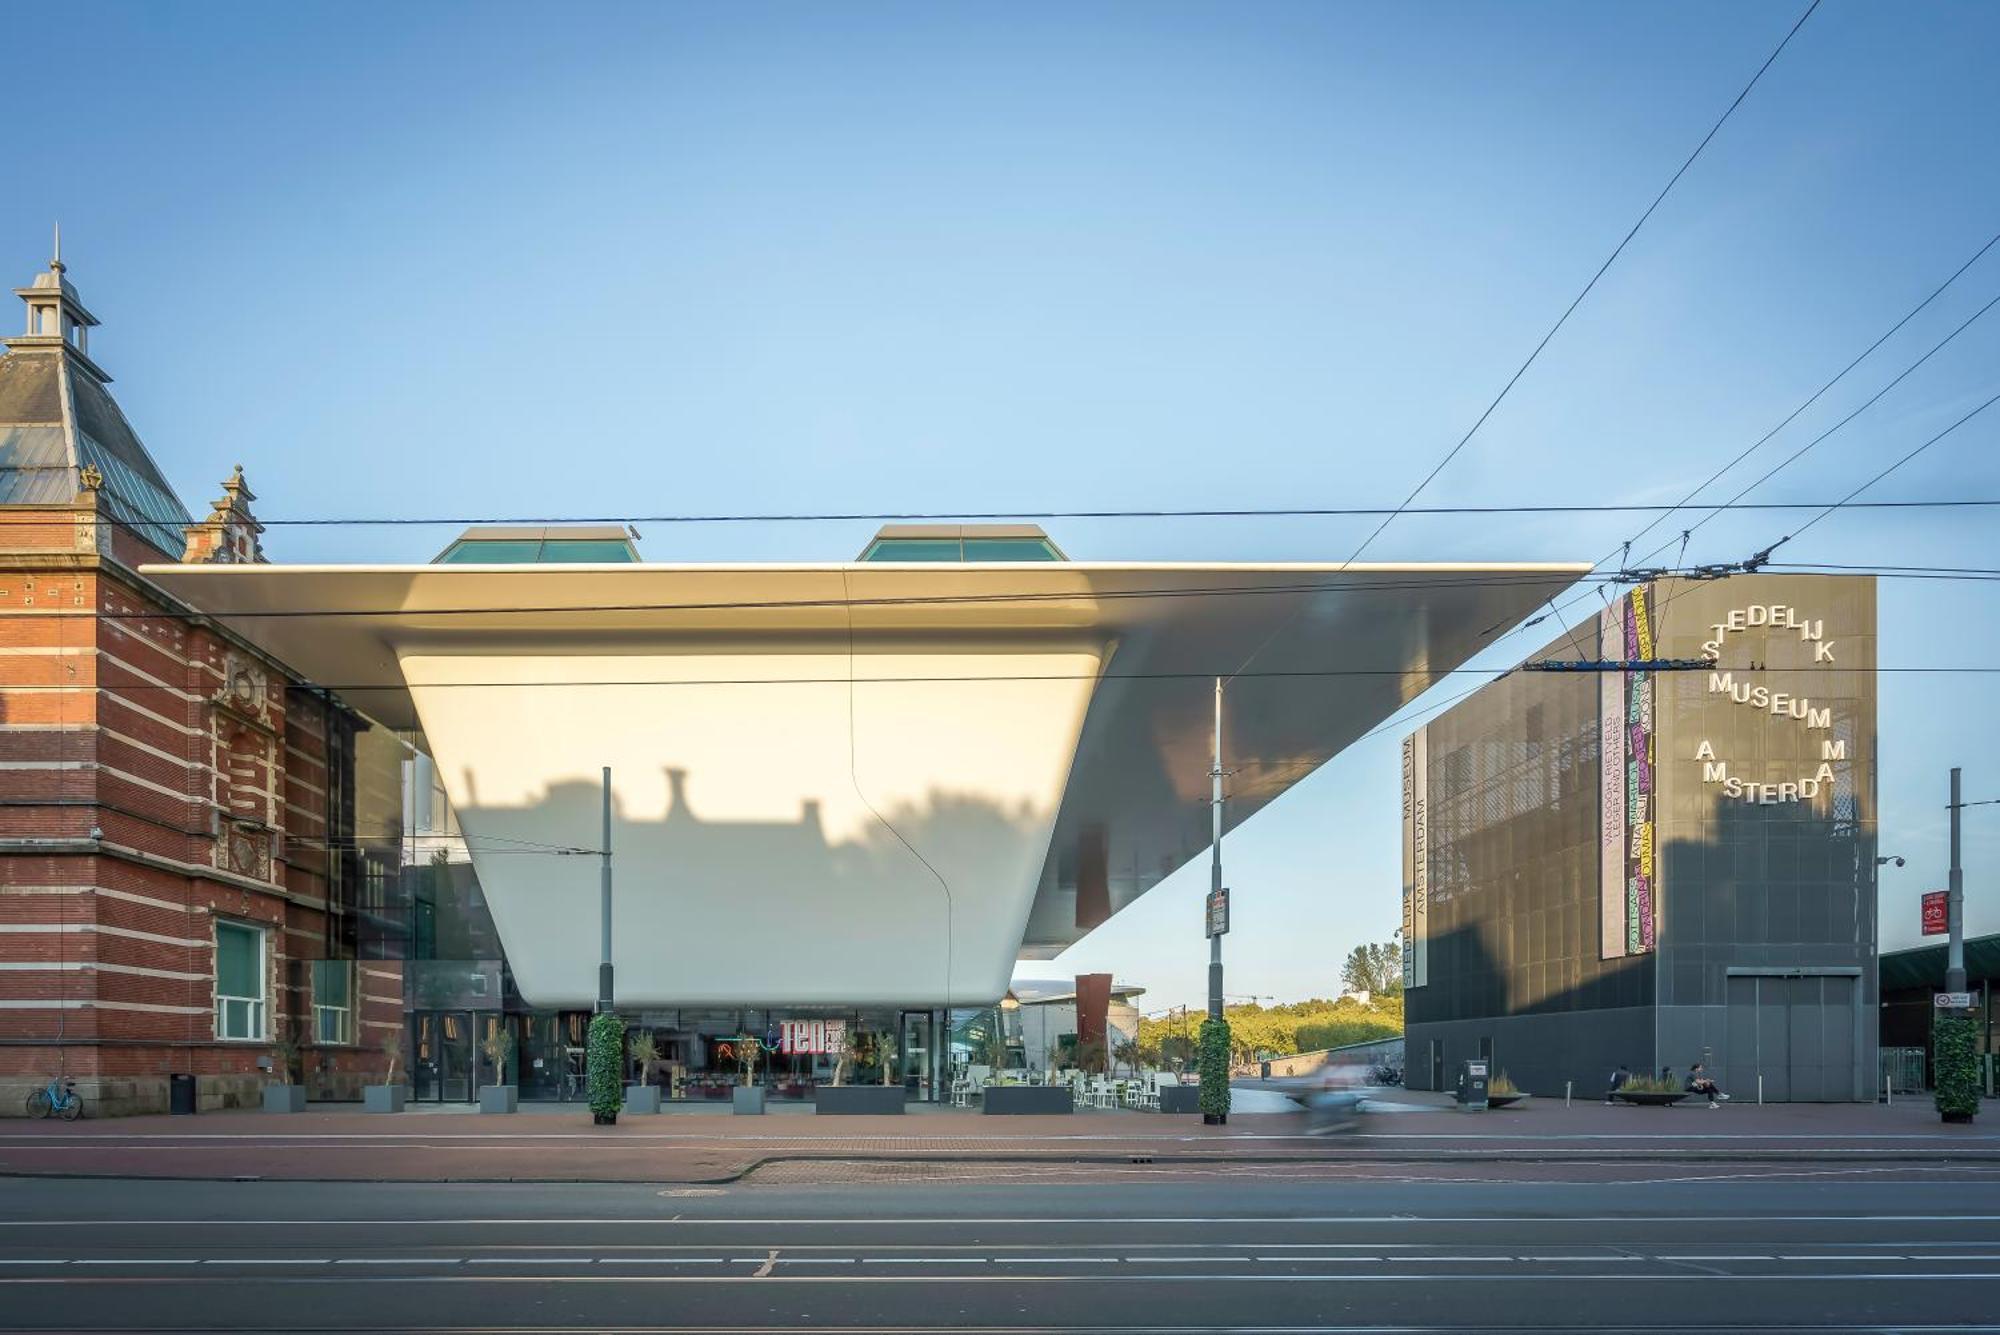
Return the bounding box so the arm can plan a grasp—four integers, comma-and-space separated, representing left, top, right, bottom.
1, 247, 399, 1115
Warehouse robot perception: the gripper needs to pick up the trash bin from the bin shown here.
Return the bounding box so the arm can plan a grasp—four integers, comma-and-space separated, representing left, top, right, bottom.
169, 1073, 197, 1116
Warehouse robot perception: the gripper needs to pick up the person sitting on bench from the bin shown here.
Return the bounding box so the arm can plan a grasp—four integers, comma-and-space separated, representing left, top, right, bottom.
1687, 1063, 1730, 1108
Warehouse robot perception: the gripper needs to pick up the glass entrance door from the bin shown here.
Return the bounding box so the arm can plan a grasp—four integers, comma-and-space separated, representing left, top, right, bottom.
898, 1011, 934, 1101
412, 1011, 477, 1101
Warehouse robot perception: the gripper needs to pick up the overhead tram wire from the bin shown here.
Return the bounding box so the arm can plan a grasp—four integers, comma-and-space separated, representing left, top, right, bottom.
1472, 236, 2000, 644
1753, 388, 2000, 559
12, 663, 1994, 696
47, 553, 2000, 634
1597, 227, 2000, 565
8, 496, 1999, 534
1227, 0, 1823, 684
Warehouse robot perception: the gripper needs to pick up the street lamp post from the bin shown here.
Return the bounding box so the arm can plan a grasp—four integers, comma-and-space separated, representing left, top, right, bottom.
1208, 677, 1225, 1024
1947, 767, 1966, 997
597, 766, 614, 1015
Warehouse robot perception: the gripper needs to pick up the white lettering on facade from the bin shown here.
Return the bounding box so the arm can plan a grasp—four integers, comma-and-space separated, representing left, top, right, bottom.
1700, 603, 1849, 804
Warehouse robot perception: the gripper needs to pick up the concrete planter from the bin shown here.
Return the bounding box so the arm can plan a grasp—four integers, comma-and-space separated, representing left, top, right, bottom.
624, 1085, 662, 1115
479, 1085, 519, 1114
732, 1086, 767, 1115
1157, 1085, 1201, 1114
1613, 1091, 1689, 1107
363, 1085, 407, 1114
1488, 1093, 1528, 1109
262, 1085, 306, 1114
813, 1085, 905, 1115
982, 1085, 1073, 1115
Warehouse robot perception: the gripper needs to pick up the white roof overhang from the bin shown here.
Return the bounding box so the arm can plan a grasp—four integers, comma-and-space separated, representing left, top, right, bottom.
141, 560, 1587, 961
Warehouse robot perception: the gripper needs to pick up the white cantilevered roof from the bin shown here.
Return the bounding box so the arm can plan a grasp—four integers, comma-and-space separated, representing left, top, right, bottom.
142, 559, 1587, 965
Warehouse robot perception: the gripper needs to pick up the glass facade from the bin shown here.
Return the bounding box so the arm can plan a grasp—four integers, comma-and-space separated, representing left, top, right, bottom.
436, 536, 638, 563
861, 536, 1063, 562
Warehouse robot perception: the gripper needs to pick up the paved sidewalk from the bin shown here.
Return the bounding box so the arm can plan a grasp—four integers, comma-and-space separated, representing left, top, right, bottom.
1, 1095, 1993, 1183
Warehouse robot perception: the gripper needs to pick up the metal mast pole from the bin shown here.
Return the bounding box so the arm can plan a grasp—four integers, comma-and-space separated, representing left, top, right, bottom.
1948, 766, 1966, 995
597, 766, 614, 1014
1208, 677, 1224, 1023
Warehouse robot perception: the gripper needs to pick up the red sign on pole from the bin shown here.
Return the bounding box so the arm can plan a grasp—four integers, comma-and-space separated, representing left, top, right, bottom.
1921, 890, 1948, 936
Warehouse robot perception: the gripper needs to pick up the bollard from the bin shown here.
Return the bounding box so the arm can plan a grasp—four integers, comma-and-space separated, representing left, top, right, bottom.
1565, 1080, 1572, 1108
1758, 1074, 1764, 1106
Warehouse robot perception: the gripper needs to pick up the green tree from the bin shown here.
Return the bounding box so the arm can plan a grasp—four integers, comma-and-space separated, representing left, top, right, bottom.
1340, 940, 1403, 997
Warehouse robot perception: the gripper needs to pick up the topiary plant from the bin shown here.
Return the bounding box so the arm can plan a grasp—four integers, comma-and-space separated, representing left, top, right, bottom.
1198, 1017, 1232, 1124
1935, 1013, 1980, 1123
587, 1012, 624, 1124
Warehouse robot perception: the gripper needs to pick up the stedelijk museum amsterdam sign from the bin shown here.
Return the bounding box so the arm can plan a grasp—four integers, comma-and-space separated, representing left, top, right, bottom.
1600, 585, 1860, 961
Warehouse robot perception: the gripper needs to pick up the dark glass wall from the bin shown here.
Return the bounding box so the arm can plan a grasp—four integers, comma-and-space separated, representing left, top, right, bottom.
1404, 575, 1877, 1100
1404, 617, 1653, 1092
1651, 575, 1878, 1100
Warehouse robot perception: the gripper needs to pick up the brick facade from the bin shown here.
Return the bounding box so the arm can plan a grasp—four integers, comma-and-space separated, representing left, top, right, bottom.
0, 254, 400, 1115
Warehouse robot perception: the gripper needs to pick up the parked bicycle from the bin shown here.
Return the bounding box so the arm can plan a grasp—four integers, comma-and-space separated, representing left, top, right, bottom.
25, 1075, 82, 1120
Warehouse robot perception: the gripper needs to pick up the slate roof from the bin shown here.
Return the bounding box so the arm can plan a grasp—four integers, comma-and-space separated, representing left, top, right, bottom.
0, 269, 192, 557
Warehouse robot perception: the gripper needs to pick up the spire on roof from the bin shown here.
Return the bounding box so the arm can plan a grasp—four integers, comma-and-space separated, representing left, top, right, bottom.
11, 231, 104, 379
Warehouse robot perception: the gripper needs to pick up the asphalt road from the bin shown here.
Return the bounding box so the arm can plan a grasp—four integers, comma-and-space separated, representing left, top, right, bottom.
5, 1168, 2000, 1332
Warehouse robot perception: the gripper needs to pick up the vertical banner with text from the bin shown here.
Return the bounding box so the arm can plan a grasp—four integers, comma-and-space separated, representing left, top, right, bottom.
1401, 727, 1428, 987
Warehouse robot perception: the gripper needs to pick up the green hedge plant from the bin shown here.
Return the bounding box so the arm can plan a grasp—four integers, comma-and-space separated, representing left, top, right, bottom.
1935, 1013, 1980, 1123
1198, 1017, 1232, 1123
587, 1012, 624, 1123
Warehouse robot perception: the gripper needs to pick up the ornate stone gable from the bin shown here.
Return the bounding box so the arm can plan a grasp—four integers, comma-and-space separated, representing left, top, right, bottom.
182, 466, 267, 565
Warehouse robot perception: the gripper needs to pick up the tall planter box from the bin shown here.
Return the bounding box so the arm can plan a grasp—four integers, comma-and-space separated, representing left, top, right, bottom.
982, 1085, 1073, 1115
363, 1085, 406, 1114
479, 1085, 518, 1114
624, 1085, 662, 1115
732, 1086, 767, 1116
1157, 1085, 1200, 1114
814, 1085, 906, 1115
262, 1085, 306, 1114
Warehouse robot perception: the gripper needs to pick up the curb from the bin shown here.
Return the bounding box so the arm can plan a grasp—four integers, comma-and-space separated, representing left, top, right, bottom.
5, 1145, 1999, 1186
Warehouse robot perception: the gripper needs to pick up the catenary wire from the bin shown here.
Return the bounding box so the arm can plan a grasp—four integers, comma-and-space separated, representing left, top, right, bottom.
1333, 0, 1824, 570
10, 496, 1999, 530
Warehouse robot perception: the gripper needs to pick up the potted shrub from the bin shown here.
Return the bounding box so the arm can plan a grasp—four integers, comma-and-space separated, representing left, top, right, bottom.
262, 1023, 306, 1113
1612, 1073, 1689, 1106
877, 1031, 900, 1088
1486, 1070, 1528, 1109
586, 1012, 623, 1125
624, 1030, 662, 1115
733, 1035, 766, 1114
364, 1028, 407, 1113
815, 1028, 907, 1115
479, 1028, 518, 1114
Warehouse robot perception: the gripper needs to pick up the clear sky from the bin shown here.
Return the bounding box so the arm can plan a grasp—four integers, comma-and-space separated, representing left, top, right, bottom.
6, 1, 1997, 1012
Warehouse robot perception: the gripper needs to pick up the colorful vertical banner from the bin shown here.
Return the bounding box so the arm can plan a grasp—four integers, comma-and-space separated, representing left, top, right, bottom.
1401, 727, 1429, 988
1599, 605, 1628, 959
1600, 588, 1658, 958
1625, 587, 1657, 954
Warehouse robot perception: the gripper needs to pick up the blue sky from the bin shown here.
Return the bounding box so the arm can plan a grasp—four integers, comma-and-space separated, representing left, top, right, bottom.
6, 1, 1997, 1011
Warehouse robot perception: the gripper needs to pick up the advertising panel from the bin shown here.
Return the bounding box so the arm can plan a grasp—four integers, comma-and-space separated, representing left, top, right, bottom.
1599, 605, 1628, 959
1922, 890, 1948, 937
1401, 727, 1429, 988
1600, 589, 1657, 958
